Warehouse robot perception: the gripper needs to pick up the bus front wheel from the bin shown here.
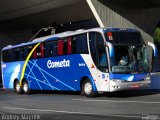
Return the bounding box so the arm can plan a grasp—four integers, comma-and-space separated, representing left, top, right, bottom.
22, 81, 30, 94
82, 79, 96, 97
14, 81, 23, 94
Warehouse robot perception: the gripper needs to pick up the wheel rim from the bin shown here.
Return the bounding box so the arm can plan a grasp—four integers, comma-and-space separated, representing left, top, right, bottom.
15, 83, 20, 92
23, 82, 28, 93
84, 82, 92, 95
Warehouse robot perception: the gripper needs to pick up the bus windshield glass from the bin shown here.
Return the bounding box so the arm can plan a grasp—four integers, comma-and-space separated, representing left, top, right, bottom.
105, 31, 149, 73
110, 45, 149, 74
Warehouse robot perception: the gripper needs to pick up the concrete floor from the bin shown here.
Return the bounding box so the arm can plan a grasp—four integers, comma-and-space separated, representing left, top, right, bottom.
0, 89, 160, 120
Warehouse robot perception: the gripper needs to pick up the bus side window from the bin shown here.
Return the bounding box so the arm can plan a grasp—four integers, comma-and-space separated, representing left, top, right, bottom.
89, 32, 107, 71
28, 46, 33, 59
36, 43, 44, 58
67, 37, 72, 54
39, 43, 44, 58
9, 49, 14, 62
89, 33, 97, 64
97, 33, 104, 45
62, 37, 72, 55
51, 41, 57, 56
23, 46, 33, 59
2, 50, 7, 62
14, 49, 20, 61
72, 37, 76, 54
23, 47, 28, 59
21, 47, 26, 60
72, 34, 88, 54
57, 40, 64, 55
63, 39, 68, 55
33, 45, 37, 59
18, 48, 23, 61
97, 46, 108, 72
45, 42, 52, 57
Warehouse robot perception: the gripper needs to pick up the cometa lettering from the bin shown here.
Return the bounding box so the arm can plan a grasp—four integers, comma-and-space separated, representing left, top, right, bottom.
47, 59, 70, 68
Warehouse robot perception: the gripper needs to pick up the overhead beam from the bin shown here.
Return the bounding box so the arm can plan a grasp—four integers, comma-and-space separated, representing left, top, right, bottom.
86, 0, 104, 27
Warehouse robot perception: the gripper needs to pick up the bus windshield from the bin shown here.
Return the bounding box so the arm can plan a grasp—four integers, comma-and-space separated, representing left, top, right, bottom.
110, 45, 149, 74
105, 31, 149, 74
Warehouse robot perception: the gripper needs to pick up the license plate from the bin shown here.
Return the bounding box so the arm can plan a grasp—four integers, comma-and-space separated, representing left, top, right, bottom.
132, 84, 140, 88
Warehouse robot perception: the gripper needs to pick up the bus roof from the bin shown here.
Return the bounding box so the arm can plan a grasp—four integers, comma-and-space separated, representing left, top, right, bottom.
2, 27, 138, 50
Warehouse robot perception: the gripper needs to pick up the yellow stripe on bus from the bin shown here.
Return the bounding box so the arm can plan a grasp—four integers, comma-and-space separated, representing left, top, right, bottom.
19, 42, 41, 86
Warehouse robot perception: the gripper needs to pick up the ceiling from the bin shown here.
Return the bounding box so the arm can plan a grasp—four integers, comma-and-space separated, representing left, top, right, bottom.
0, 0, 160, 22
0, 0, 160, 31
148, 0, 160, 7
0, 0, 94, 31
0, 0, 83, 21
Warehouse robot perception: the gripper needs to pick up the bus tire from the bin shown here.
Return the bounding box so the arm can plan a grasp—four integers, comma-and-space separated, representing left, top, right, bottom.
22, 81, 30, 94
82, 79, 96, 97
14, 80, 23, 94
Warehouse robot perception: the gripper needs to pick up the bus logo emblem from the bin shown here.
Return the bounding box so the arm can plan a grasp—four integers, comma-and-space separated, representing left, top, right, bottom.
47, 59, 70, 68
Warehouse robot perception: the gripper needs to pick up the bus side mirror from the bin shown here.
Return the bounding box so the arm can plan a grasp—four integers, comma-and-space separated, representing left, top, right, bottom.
147, 42, 158, 57
105, 42, 115, 57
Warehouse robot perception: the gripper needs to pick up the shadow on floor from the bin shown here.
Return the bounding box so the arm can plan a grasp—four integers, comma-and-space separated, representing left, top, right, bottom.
102, 89, 160, 98
22, 89, 160, 98
0, 88, 160, 98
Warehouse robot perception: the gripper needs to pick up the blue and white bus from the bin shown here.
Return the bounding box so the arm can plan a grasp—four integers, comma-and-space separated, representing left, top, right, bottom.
1, 27, 158, 97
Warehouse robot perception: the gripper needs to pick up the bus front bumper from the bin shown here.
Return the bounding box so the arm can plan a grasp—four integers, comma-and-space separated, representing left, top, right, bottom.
109, 79, 151, 92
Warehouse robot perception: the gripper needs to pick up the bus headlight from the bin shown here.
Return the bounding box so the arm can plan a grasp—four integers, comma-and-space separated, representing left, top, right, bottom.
145, 75, 151, 80
112, 79, 124, 83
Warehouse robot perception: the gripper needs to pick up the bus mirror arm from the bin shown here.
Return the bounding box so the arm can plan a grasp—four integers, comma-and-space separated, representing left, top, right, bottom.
105, 42, 115, 57
147, 42, 159, 57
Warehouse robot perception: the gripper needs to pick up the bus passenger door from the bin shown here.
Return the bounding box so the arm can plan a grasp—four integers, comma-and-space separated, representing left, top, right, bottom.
95, 46, 110, 92
89, 32, 110, 92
